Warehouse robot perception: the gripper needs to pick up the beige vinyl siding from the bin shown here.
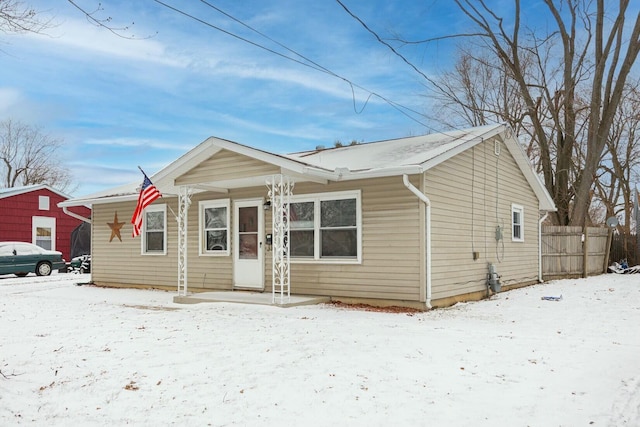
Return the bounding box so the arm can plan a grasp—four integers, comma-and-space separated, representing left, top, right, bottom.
89, 176, 423, 300
427, 136, 540, 300
91, 137, 540, 304
288, 177, 423, 301
186, 187, 262, 292
170, 177, 424, 300
91, 200, 178, 288
175, 149, 280, 185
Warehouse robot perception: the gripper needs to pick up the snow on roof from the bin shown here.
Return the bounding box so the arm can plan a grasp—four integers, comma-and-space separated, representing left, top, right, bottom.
0, 184, 72, 200
57, 180, 164, 207
61, 123, 555, 211
286, 124, 500, 172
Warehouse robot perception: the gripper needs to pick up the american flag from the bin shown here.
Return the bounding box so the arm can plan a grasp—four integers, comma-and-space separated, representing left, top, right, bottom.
131, 171, 162, 237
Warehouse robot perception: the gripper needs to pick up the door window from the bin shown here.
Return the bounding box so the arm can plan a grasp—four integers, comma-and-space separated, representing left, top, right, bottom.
238, 206, 258, 259
36, 226, 52, 250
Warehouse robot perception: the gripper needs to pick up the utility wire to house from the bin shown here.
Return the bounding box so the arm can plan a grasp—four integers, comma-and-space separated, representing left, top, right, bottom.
151, 0, 437, 130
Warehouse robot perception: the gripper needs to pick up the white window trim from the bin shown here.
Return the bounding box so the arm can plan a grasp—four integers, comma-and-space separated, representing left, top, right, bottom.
142, 204, 167, 255
38, 196, 50, 210
32, 216, 56, 251
511, 203, 524, 242
289, 190, 362, 265
199, 199, 231, 256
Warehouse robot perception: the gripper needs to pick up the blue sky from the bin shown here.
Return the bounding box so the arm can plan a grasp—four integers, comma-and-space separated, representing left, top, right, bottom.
2, 0, 476, 196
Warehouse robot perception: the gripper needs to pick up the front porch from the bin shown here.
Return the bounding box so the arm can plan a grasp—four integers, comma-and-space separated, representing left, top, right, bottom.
173, 291, 330, 308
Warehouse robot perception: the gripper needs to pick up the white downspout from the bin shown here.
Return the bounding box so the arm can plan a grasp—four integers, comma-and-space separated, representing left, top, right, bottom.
538, 212, 549, 282
403, 174, 432, 309
63, 206, 91, 223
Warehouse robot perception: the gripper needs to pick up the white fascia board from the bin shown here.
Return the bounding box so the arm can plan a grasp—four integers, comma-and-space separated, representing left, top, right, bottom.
331, 165, 425, 181
419, 124, 506, 172
58, 193, 139, 207
213, 138, 312, 175
502, 134, 557, 212
0, 184, 73, 200
155, 139, 223, 183
144, 136, 329, 189
301, 166, 341, 181
58, 192, 180, 208
280, 168, 329, 184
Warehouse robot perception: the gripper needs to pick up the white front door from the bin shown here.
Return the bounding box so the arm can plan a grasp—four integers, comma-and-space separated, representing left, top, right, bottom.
233, 199, 264, 289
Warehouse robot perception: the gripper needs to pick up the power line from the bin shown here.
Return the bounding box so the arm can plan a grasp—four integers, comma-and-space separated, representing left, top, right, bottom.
335, 0, 434, 84
151, 0, 434, 129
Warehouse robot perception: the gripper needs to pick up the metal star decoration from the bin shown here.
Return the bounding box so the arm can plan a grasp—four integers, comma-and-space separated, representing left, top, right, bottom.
107, 211, 125, 242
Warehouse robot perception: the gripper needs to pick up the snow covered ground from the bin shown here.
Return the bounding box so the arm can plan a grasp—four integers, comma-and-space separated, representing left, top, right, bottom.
1, 272, 639, 426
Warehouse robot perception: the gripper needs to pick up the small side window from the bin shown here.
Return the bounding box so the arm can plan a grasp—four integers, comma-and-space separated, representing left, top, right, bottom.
511, 204, 524, 242
143, 204, 166, 254
39, 196, 50, 210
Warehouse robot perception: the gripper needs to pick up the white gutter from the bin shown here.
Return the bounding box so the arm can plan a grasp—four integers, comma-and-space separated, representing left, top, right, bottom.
334, 165, 424, 181
62, 206, 92, 224
403, 174, 432, 309
538, 212, 549, 282
58, 193, 139, 207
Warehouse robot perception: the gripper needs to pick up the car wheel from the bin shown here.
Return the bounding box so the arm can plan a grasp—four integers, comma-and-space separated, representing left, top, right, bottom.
36, 262, 52, 276
14, 272, 28, 277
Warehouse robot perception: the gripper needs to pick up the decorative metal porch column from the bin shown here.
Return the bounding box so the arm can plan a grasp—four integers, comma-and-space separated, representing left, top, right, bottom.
177, 186, 193, 296
267, 174, 293, 304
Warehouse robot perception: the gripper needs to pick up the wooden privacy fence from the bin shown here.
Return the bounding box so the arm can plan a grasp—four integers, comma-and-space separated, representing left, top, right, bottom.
541, 226, 611, 279
609, 231, 639, 266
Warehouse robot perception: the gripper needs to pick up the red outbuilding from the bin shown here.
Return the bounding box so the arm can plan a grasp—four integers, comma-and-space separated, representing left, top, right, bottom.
0, 185, 91, 261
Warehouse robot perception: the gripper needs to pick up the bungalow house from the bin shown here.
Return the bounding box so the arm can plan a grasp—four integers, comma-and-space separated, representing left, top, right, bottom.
59, 123, 555, 309
0, 184, 91, 261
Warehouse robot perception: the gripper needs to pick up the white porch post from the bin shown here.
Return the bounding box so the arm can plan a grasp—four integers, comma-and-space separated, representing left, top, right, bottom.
177, 186, 193, 296
267, 174, 293, 304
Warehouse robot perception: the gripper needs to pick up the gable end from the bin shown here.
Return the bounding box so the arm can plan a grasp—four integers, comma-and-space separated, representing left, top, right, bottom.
175, 149, 281, 186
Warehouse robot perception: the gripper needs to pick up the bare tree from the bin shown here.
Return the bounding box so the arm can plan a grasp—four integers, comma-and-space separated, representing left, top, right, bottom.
0, 0, 51, 35
350, 0, 640, 225
384, 0, 640, 225
431, 46, 640, 231
1, 1, 147, 40
448, 0, 640, 226
594, 83, 640, 230
429, 47, 540, 163
66, 1, 153, 39
0, 119, 76, 193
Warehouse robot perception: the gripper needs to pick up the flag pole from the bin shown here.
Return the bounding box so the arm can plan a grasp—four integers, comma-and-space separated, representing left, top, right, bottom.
137, 165, 179, 220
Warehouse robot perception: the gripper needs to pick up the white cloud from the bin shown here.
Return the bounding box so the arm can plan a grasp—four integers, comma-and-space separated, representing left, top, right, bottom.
0, 87, 22, 115
0, 87, 67, 124
83, 137, 192, 151
23, 18, 186, 68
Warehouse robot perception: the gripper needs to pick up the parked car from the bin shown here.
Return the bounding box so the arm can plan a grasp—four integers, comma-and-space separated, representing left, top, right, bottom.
0, 242, 66, 277
67, 254, 91, 274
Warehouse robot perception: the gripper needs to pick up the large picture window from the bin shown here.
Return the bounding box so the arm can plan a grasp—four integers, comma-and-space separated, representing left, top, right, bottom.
199, 199, 230, 256
143, 204, 166, 254
289, 191, 361, 263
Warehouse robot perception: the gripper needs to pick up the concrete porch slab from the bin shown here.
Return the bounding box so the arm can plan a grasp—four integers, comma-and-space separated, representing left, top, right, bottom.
173, 291, 330, 308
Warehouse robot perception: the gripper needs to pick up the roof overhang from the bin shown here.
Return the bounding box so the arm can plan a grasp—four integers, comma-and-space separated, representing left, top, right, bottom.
0, 184, 73, 200
59, 193, 146, 207
59, 124, 556, 213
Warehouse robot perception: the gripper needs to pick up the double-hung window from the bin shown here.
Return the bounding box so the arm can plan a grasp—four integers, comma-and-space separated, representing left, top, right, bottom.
199, 199, 230, 256
289, 190, 361, 263
511, 204, 524, 242
143, 204, 166, 254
